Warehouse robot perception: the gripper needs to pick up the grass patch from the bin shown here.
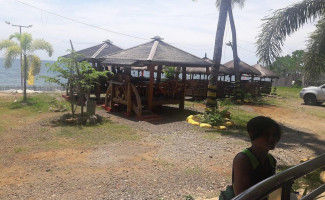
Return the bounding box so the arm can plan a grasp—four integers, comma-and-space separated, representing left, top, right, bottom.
10, 93, 69, 113
228, 106, 257, 130
0, 92, 68, 134
48, 119, 140, 148
184, 166, 202, 175
14, 147, 29, 153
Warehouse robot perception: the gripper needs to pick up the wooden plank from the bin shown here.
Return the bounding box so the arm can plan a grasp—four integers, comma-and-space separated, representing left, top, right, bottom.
148, 65, 154, 110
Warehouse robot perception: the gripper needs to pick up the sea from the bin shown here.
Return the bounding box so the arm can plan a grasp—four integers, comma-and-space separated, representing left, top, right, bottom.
0, 58, 64, 91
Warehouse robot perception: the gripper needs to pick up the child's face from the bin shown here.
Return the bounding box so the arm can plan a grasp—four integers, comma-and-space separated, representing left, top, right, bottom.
256, 127, 279, 150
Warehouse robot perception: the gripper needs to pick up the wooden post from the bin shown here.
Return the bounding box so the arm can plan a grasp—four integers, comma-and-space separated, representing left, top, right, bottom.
179, 66, 186, 110
126, 83, 132, 117
109, 82, 114, 109
176, 66, 180, 81
157, 65, 162, 83
148, 65, 154, 110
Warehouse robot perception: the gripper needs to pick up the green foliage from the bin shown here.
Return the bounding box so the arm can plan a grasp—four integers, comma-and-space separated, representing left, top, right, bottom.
43, 50, 110, 116
184, 194, 195, 200
269, 50, 304, 77
200, 109, 229, 126
163, 66, 176, 80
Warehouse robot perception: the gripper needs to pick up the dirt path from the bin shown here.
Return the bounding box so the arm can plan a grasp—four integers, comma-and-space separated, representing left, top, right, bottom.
0, 99, 324, 199
242, 102, 325, 139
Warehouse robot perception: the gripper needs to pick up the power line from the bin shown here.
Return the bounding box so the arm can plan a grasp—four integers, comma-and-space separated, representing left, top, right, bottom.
15, 0, 149, 41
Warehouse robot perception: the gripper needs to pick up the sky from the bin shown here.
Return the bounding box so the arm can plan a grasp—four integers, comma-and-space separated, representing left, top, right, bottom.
0, 0, 318, 65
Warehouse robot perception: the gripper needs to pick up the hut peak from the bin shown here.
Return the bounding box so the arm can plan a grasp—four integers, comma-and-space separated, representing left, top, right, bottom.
103, 39, 113, 44
151, 36, 164, 41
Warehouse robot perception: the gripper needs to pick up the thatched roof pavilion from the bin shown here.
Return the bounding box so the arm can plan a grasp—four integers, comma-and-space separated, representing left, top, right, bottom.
63, 40, 123, 62
252, 64, 279, 78
102, 36, 211, 67
223, 60, 261, 76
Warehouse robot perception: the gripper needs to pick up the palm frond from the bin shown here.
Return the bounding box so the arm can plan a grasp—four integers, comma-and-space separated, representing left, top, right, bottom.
28, 55, 42, 75
256, 0, 325, 65
9, 32, 21, 41
215, 0, 246, 9
32, 39, 54, 57
0, 40, 18, 51
4, 46, 21, 68
304, 17, 325, 79
20, 33, 33, 54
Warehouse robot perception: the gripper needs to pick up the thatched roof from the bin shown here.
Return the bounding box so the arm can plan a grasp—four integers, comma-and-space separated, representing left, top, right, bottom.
252, 64, 279, 78
63, 40, 123, 62
183, 54, 232, 75
223, 60, 261, 76
102, 36, 211, 67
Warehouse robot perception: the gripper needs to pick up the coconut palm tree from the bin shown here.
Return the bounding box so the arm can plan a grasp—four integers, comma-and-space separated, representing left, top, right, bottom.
206, 0, 245, 110
216, 0, 246, 84
256, 0, 325, 80
0, 32, 53, 101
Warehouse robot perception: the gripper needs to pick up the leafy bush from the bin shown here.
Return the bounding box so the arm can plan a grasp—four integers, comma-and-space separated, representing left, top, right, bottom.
163, 66, 176, 80
200, 109, 230, 126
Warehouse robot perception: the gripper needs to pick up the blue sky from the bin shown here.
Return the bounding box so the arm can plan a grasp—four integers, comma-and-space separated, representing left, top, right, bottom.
0, 0, 317, 65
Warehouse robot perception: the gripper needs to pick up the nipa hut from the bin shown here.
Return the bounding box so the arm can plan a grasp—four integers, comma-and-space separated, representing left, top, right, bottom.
101, 36, 211, 118
252, 64, 279, 94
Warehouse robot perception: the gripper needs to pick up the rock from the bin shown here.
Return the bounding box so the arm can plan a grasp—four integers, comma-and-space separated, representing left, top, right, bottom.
87, 115, 98, 125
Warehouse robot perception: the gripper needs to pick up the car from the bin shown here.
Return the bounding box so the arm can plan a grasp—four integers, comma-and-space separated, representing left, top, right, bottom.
300, 84, 325, 105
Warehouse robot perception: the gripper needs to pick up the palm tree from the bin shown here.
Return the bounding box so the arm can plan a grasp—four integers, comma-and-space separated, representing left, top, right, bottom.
256, 0, 325, 80
207, 0, 230, 111
207, 0, 245, 110
0, 32, 53, 101
216, 0, 246, 84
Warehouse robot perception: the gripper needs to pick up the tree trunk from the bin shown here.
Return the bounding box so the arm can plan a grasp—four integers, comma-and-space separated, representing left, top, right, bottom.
228, 6, 240, 84
23, 54, 27, 102
206, 0, 230, 110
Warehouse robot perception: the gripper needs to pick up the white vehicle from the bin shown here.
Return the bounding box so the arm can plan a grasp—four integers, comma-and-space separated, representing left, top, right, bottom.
299, 84, 325, 105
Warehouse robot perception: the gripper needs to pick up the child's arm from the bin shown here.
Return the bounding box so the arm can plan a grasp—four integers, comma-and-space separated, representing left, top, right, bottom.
233, 153, 252, 196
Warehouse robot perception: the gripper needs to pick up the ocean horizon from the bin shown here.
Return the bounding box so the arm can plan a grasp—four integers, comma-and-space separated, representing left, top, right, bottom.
0, 58, 64, 91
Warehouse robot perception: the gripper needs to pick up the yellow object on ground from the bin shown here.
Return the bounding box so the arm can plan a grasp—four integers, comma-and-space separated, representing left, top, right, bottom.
224, 118, 230, 121
219, 126, 227, 130
200, 123, 212, 128
27, 67, 34, 86
186, 115, 194, 122
226, 121, 233, 126
188, 119, 200, 126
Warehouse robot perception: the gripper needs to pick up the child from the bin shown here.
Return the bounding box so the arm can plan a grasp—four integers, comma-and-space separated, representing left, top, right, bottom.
233, 116, 281, 196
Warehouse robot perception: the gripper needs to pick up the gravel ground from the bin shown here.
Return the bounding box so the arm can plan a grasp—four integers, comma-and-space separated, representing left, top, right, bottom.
0, 103, 324, 200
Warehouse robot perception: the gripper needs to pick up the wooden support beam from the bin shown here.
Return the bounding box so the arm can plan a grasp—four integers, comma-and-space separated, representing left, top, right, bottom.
148, 65, 154, 110
157, 65, 162, 83
109, 82, 114, 109
179, 66, 186, 110
126, 83, 132, 117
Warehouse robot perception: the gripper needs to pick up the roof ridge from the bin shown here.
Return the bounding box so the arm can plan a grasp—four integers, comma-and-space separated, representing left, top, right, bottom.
92, 43, 108, 58
147, 40, 159, 61
102, 40, 154, 59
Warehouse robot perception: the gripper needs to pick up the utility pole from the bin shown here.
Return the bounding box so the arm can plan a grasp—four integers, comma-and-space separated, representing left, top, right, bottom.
5, 21, 32, 90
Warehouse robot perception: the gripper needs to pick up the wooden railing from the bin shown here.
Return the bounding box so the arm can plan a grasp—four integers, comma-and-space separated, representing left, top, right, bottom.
234, 153, 325, 200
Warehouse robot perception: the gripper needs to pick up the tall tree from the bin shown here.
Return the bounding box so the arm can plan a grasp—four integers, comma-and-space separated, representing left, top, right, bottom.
0, 32, 53, 101
256, 0, 325, 80
206, 0, 230, 111
216, 0, 246, 84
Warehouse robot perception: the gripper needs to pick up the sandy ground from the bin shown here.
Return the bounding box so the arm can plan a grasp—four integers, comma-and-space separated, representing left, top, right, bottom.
0, 93, 324, 200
